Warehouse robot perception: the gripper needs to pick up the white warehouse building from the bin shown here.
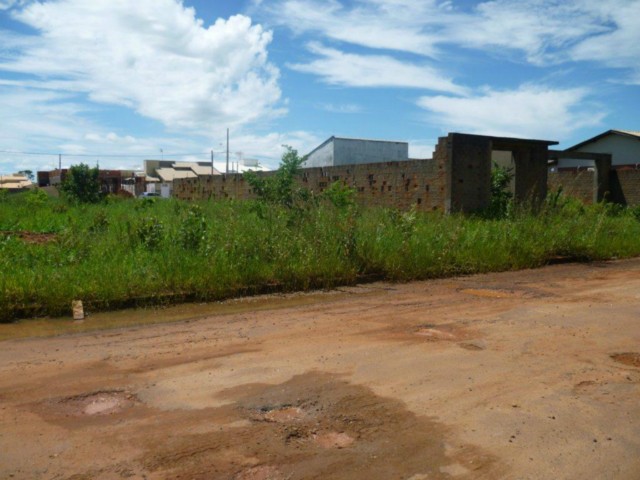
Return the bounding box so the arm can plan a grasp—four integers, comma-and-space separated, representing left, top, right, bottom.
557, 129, 640, 169
304, 136, 409, 168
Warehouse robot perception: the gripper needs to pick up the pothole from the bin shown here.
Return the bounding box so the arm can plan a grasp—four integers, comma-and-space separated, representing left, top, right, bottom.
414, 324, 458, 340
53, 390, 138, 416
611, 352, 640, 368
144, 372, 499, 478
459, 341, 486, 351
314, 431, 354, 449
254, 405, 306, 423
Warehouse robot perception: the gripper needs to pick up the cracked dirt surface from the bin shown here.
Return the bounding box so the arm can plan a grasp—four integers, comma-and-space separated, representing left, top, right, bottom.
1, 259, 640, 479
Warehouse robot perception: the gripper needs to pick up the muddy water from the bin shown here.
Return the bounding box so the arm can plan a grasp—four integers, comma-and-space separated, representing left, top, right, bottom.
0, 288, 372, 341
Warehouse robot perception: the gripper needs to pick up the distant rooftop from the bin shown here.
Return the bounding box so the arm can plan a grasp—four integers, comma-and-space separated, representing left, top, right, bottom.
306, 135, 408, 159
567, 129, 640, 150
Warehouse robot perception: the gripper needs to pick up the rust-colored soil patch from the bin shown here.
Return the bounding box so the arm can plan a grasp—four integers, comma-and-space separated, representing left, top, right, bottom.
611, 352, 640, 368
139, 372, 497, 479
0, 230, 57, 244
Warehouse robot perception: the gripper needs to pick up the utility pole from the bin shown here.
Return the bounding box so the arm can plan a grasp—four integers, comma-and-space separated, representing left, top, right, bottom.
211, 150, 214, 176
225, 128, 229, 174
58, 153, 61, 171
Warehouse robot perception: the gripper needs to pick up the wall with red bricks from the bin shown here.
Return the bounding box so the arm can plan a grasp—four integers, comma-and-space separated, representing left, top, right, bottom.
547, 170, 594, 204
174, 155, 448, 212
610, 169, 640, 205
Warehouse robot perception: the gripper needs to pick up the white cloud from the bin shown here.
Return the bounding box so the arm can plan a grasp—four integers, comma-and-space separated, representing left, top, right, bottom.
289, 43, 467, 94
0, 87, 93, 148
261, 0, 445, 57
447, 0, 610, 65
0, 0, 24, 10
227, 130, 322, 167
319, 103, 363, 114
408, 139, 437, 159
1, 0, 283, 132
569, 1, 640, 77
417, 85, 605, 139
262, 0, 640, 79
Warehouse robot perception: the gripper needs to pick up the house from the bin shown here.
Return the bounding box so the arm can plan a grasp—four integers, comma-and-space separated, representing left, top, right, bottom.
556, 129, 640, 170
0, 173, 34, 192
304, 136, 409, 168
144, 160, 221, 197
37, 168, 137, 196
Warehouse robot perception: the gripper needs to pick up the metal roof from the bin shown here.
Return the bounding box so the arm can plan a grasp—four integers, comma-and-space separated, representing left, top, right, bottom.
306, 135, 409, 158
156, 168, 197, 182
567, 129, 640, 151
191, 164, 221, 176
0, 175, 33, 189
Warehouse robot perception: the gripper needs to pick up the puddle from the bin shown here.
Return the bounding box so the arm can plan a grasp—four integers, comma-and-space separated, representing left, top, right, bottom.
1, 289, 365, 341
611, 352, 640, 368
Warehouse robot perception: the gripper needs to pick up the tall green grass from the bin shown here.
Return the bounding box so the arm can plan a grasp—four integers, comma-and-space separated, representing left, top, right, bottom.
1, 191, 640, 322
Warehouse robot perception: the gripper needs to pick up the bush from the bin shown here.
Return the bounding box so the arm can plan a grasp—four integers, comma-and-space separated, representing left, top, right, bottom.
485, 162, 514, 219
61, 164, 101, 204
321, 181, 357, 209
178, 205, 207, 250
244, 146, 309, 209
25, 188, 50, 208
135, 216, 164, 249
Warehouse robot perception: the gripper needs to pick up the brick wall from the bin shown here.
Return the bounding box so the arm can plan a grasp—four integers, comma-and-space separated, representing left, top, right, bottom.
547, 170, 594, 204
174, 156, 448, 212
610, 169, 640, 205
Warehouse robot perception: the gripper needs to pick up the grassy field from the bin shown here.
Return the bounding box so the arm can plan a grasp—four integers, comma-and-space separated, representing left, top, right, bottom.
2, 187, 640, 322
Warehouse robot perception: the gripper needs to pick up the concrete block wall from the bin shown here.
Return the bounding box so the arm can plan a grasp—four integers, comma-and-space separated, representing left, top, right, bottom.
448, 133, 492, 213
547, 170, 595, 204
548, 169, 640, 206
174, 157, 448, 212
610, 169, 640, 205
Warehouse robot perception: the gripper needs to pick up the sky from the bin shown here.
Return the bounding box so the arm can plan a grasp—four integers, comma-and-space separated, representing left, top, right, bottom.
0, 0, 639, 174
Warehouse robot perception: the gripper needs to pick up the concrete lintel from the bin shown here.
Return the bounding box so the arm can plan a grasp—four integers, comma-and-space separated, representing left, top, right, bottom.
548, 150, 612, 162
450, 132, 558, 148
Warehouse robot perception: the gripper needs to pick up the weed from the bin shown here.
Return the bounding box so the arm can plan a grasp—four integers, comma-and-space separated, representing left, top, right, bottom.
136, 216, 164, 249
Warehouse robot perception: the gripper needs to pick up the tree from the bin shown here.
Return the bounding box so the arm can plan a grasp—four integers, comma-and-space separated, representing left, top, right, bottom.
244, 146, 309, 208
486, 162, 514, 218
61, 163, 102, 203
18, 170, 34, 181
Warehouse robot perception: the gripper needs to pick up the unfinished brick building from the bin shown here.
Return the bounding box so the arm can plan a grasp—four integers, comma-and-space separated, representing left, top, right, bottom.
174, 132, 638, 211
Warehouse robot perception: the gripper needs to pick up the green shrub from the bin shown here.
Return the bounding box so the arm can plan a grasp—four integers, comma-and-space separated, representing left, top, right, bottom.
60, 164, 102, 204
178, 205, 207, 250
25, 188, 50, 208
136, 216, 164, 249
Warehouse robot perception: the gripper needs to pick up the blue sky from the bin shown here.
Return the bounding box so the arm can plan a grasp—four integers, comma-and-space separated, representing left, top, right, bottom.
0, 0, 639, 174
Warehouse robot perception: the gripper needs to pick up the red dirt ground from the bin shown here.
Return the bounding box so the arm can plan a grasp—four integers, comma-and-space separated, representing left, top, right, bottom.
1, 259, 640, 479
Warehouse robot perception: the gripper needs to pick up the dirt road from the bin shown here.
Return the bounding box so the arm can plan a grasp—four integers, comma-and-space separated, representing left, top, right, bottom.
1, 259, 640, 479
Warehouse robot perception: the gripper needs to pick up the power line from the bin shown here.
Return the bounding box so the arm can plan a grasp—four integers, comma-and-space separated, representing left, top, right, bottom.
0, 149, 224, 158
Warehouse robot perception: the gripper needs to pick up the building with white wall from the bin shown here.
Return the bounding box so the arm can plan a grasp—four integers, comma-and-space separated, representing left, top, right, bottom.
557, 130, 640, 169
304, 136, 409, 168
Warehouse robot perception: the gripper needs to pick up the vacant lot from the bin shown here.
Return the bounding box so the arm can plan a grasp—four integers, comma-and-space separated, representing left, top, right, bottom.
1, 259, 639, 479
